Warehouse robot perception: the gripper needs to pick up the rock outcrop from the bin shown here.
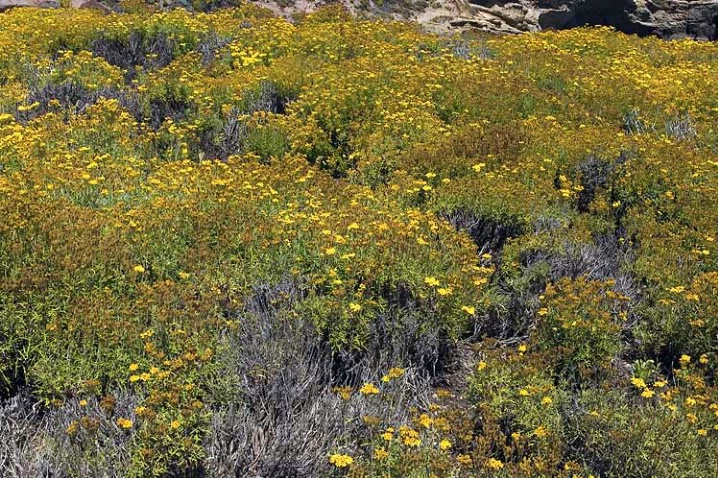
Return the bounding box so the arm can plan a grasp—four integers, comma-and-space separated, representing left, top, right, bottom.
0, 0, 109, 12
0, 0, 58, 12
456, 0, 718, 40
70, 0, 111, 13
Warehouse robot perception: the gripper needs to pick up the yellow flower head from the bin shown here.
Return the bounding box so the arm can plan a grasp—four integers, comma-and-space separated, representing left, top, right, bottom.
424, 276, 440, 287
457, 454, 473, 466
418, 413, 433, 429
359, 383, 379, 395
439, 439, 452, 450
388, 367, 405, 379
373, 447, 389, 460
329, 454, 353, 468
485, 457, 503, 469
333, 386, 352, 400
116, 418, 133, 429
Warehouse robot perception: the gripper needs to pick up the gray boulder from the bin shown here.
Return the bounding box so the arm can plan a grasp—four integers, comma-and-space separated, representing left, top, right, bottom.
463, 0, 718, 39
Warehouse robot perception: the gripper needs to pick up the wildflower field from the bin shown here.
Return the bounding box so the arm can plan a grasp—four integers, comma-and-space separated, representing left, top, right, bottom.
1, 4, 718, 477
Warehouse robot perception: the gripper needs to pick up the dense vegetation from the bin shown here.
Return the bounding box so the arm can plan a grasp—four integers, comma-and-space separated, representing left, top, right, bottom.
1, 4, 718, 477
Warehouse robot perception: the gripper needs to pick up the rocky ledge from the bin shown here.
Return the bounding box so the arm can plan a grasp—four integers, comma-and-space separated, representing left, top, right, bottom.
451, 0, 718, 40
0, 0, 110, 13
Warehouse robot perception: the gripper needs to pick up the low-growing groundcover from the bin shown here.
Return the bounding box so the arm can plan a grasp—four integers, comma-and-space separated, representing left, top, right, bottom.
1, 4, 718, 477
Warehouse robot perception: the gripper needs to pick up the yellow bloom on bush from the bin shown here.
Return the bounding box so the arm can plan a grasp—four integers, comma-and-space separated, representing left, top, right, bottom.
359, 383, 379, 395
424, 276, 440, 287
485, 457, 503, 469
418, 413, 433, 428
400, 426, 421, 447
373, 447, 389, 459
388, 367, 405, 379
329, 454, 353, 468
133, 265, 145, 273
457, 454, 473, 466
116, 418, 133, 429
333, 386, 352, 400
439, 439, 452, 450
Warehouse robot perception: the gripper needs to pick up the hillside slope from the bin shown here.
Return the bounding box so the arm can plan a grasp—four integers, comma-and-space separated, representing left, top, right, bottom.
1, 5, 718, 478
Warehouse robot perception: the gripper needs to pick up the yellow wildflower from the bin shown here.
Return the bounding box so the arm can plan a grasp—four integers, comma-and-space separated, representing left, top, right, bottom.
424, 276, 440, 287
329, 454, 353, 468
457, 454, 473, 466
373, 447, 389, 460
116, 418, 133, 429
418, 413, 433, 429
359, 383, 379, 395
485, 457, 504, 469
